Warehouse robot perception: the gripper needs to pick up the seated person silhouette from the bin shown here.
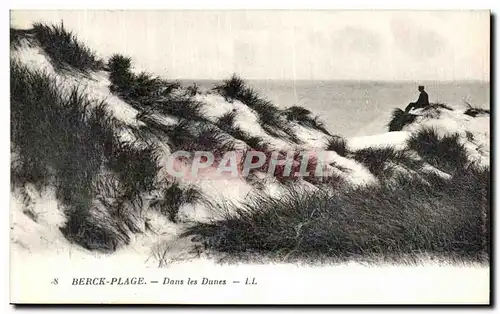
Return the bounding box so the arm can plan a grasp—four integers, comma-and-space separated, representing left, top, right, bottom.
405, 85, 430, 112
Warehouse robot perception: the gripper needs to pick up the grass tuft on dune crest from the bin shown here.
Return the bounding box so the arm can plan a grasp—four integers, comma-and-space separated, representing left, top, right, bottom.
31, 22, 105, 73
214, 74, 300, 143
150, 181, 203, 222
325, 136, 348, 157
283, 106, 331, 135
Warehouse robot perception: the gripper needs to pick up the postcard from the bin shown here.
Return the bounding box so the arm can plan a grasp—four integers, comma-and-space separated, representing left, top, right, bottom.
9, 9, 490, 304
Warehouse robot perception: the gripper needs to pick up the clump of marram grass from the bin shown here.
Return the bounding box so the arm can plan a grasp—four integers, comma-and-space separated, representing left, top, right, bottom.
11, 60, 125, 250
106, 140, 162, 202
215, 111, 246, 138
154, 99, 207, 121
184, 162, 489, 264
10, 28, 34, 49
352, 147, 422, 177
160, 119, 197, 150
185, 82, 199, 97
31, 22, 104, 73
407, 127, 469, 174
60, 209, 131, 252
107, 54, 134, 91
187, 124, 236, 159
11, 60, 113, 197
464, 102, 490, 117
325, 136, 348, 157
388, 108, 418, 132
283, 106, 331, 135
138, 115, 233, 154
216, 111, 269, 150
424, 103, 453, 111
283, 106, 312, 121
107, 53, 182, 106
216, 111, 238, 131
10, 60, 165, 252
150, 181, 203, 222
214, 74, 299, 143
107, 54, 206, 122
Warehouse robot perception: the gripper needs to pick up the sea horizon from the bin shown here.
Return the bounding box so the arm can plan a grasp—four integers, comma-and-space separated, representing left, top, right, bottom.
180, 79, 490, 137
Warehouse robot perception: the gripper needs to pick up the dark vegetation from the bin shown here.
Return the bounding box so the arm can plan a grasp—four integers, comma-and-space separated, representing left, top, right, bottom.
423, 103, 453, 111
10, 60, 175, 251
186, 83, 199, 97
464, 102, 490, 117
106, 140, 161, 203
108, 54, 180, 101
11, 60, 121, 250
214, 74, 301, 143
388, 108, 418, 132
325, 136, 348, 157
184, 162, 489, 264
407, 127, 469, 174
150, 181, 203, 222
106, 54, 207, 122
10, 28, 34, 49
30, 22, 105, 73
418, 103, 455, 119
352, 147, 422, 177
154, 99, 206, 122
216, 111, 269, 150
283, 106, 331, 135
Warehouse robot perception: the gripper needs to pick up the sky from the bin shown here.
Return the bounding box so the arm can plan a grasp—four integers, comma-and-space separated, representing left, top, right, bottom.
10, 10, 490, 81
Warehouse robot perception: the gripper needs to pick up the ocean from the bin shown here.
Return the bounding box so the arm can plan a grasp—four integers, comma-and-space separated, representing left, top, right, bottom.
181, 80, 490, 137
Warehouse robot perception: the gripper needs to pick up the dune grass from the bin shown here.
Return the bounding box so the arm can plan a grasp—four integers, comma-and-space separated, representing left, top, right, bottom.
407, 127, 469, 174
11, 60, 121, 250
150, 181, 203, 222
108, 53, 181, 99
464, 103, 490, 117
30, 22, 104, 73
107, 54, 134, 91
388, 108, 418, 132
10, 60, 166, 251
425, 103, 453, 111
10, 28, 34, 49
106, 140, 162, 202
465, 131, 475, 142
154, 99, 207, 121
107, 53, 206, 122
214, 74, 300, 143
352, 147, 422, 177
216, 111, 269, 150
214, 111, 248, 141
325, 136, 348, 157
184, 162, 489, 264
11, 60, 113, 195
283, 106, 331, 135
187, 124, 236, 158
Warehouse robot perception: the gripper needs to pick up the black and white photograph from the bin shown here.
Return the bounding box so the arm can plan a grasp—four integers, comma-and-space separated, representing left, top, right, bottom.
9, 9, 490, 304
